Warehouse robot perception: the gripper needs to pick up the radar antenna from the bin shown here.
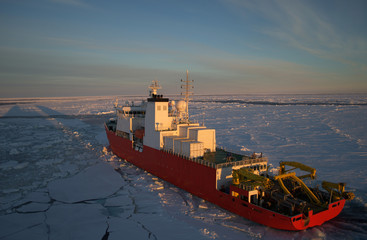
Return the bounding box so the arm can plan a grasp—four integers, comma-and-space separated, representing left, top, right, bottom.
149, 80, 161, 96
180, 70, 194, 123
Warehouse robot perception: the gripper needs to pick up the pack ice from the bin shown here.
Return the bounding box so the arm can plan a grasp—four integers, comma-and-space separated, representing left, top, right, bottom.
0, 95, 366, 240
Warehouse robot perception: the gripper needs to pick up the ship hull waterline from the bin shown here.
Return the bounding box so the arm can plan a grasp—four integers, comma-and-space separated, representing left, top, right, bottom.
105, 125, 345, 231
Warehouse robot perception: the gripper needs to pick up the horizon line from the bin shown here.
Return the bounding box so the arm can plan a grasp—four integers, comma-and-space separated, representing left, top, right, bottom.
1, 92, 367, 100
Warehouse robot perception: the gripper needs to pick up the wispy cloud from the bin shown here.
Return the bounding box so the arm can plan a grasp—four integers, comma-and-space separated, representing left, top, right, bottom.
45, 37, 182, 56
36, 33, 367, 93
224, 0, 367, 73
50, 0, 90, 8
195, 54, 329, 88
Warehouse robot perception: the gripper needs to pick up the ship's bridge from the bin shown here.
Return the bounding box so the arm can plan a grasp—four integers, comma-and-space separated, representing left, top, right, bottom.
115, 101, 146, 138
118, 106, 146, 118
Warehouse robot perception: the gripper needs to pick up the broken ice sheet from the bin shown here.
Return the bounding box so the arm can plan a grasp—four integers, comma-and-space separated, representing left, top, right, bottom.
16, 202, 50, 213
0, 212, 47, 240
46, 203, 107, 240
107, 217, 147, 240
48, 163, 124, 203
104, 194, 132, 207
23, 191, 50, 203
131, 213, 208, 240
1, 95, 366, 240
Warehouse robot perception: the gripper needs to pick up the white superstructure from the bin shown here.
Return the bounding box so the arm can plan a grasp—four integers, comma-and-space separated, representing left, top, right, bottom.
114, 76, 216, 158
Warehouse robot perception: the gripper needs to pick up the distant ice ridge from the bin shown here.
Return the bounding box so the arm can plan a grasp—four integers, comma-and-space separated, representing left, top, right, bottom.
192, 93, 367, 106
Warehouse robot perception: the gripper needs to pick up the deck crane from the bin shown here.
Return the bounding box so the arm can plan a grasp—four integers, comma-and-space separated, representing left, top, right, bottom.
278, 161, 354, 202
276, 161, 322, 206
322, 181, 355, 201
232, 167, 272, 190
279, 161, 316, 179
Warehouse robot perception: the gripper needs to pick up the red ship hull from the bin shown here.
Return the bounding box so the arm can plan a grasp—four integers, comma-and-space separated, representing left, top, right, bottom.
106, 126, 345, 231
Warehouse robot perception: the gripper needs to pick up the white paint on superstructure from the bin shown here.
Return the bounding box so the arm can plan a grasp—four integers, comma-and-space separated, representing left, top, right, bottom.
113, 80, 217, 157
188, 128, 216, 152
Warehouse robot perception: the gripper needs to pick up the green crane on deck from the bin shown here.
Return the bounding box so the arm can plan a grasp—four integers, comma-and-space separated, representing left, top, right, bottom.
232, 167, 272, 190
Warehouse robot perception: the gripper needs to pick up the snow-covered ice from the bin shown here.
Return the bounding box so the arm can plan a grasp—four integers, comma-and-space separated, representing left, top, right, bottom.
15, 202, 50, 213
0, 212, 47, 240
0, 94, 366, 239
48, 163, 124, 203
46, 203, 107, 240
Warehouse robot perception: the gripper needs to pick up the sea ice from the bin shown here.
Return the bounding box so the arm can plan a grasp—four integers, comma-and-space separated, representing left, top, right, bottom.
132, 213, 208, 240
16, 202, 50, 213
107, 217, 148, 240
0, 161, 19, 170
104, 194, 132, 207
19, 191, 50, 204
9, 148, 20, 155
46, 203, 107, 240
1, 94, 366, 240
48, 163, 124, 203
0, 212, 46, 240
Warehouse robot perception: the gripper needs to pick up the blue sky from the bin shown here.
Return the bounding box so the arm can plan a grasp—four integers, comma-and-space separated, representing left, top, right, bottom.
1, 0, 366, 97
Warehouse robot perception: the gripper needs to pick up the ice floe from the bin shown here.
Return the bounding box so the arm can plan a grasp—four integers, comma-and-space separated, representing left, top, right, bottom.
0, 212, 46, 239
48, 163, 124, 203
46, 203, 107, 240
16, 202, 50, 213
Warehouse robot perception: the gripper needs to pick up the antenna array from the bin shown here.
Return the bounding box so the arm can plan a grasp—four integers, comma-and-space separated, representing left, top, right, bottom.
149, 80, 161, 96
180, 70, 194, 123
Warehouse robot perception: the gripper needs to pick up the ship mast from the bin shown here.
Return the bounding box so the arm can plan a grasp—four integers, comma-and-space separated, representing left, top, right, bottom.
149, 80, 161, 96
181, 70, 193, 123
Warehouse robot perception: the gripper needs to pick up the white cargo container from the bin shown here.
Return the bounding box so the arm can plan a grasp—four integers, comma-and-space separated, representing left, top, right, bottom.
187, 127, 207, 138
181, 140, 204, 158
173, 137, 188, 154
164, 136, 186, 152
188, 128, 216, 152
177, 124, 200, 137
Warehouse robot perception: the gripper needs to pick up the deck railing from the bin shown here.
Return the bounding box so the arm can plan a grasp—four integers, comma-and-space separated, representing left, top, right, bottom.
216, 157, 268, 169
160, 148, 267, 169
